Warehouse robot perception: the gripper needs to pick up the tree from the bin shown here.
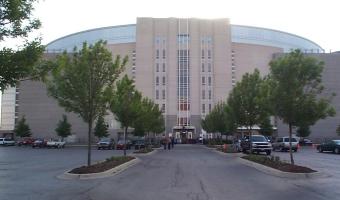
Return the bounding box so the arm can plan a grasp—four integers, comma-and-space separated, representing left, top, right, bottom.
55, 115, 72, 140
296, 125, 311, 138
14, 116, 31, 138
337, 124, 340, 136
227, 69, 271, 152
110, 75, 142, 156
94, 115, 109, 138
269, 49, 335, 164
201, 102, 236, 138
0, 0, 46, 91
259, 117, 274, 136
133, 98, 164, 146
46, 40, 126, 166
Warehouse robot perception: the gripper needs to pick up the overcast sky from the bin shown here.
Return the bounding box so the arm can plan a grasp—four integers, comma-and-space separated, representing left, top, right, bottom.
25, 0, 340, 51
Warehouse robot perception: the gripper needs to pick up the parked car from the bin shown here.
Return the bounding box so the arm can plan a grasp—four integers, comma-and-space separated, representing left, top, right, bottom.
317, 140, 340, 154
116, 140, 132, 150
0, 138, 15, 146
46, 139, 66, 148
134, 140, 146, 150
272, 137, 299, 152
97, 138, 115, 150
32, 139, 47, 148
17, 137, 35, 146
299, 138, 313, 146
240, 135, 272, 155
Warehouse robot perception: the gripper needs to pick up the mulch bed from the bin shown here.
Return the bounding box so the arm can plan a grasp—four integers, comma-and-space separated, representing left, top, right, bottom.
69, 156, 135, 174
133, 148, 153, 154
242, 155, 316, 173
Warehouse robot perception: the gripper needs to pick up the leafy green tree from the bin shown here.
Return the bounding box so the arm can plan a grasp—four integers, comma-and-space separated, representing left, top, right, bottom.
14, 116, 31, 138
337, 124, 340, 136
94, 115, 109, 138
133, 98, 164, 146
201, 102, 236, 137
259, 117, 274, 136
0, 0, 46, 91
46, 40, 126, 166
269, 49, 335, 164
55, 115, 72, 140
296, 125, 311, 138
110, 75, 142, 156
227, 69, 271, 152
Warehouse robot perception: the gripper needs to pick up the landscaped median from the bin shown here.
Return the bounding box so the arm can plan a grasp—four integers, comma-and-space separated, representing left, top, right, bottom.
239, 154, 328, 179
58, 156, 140, 180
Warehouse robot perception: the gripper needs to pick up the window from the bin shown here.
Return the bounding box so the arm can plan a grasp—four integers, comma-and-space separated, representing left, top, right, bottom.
201, 49, 204, 59
202, 76, 205, 85
201, 63, 205, 72
162, 63, 166, 72
156, 76, 159, 85
162, 90, 165, 100
162, 76, 166, 85
208, 50, 211, 59
202, 90, 205, 99
208, 76, 212, 86
156, 63, 159, 72
209, 104, 212, 112
208, 63, 211, 72
202, 104, 205, 113
208, 90, 212, 99
156, 90, 159, 99
162, 49, 166, 59
156, 49, 159, 59
161, 104, 165, 113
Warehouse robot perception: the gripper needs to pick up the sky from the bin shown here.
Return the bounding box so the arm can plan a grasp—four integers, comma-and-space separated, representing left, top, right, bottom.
29, 0, 340, 52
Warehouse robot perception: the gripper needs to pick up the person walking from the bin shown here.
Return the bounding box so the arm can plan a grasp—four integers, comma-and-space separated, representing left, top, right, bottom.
162, 136, 167, 150
171, 137, 175, 149
167, 137, 171, 150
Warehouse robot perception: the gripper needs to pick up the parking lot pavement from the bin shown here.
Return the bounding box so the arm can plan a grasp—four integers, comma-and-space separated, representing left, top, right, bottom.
1, 145, 340, 200
272, 146, 340, 178
0, 145, 134, 200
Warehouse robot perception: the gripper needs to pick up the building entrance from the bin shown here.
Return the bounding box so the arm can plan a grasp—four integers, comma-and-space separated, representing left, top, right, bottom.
172, 126, 196, 144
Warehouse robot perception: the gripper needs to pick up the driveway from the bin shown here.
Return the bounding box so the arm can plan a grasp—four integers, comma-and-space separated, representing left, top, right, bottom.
1, 145, 339, 200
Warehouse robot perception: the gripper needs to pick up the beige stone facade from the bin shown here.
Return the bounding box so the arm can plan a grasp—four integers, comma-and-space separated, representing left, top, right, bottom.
10, 17, 337, 142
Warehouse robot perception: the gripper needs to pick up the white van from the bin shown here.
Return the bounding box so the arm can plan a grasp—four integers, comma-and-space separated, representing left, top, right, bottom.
0, 138, 16, 146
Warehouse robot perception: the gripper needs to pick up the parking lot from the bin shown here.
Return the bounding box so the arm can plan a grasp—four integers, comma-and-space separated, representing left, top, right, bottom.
0, 145, 134, 199
1, 144, 340, 200
272, 146, 340, 178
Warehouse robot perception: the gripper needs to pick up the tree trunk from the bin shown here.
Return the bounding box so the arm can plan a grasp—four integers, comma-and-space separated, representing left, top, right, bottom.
148, 132, 152, 149
123, 126, 127, 156
289, 123, 294, 165
248, 126, 253, 154
87, 121, 92, 166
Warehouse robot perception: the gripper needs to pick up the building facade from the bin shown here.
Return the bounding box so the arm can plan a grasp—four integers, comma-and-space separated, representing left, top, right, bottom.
2, 17, 339, 142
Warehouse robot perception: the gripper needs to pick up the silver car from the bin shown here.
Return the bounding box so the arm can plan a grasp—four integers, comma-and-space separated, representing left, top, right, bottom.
0, 138, 15, 146
272, 137, 299, 152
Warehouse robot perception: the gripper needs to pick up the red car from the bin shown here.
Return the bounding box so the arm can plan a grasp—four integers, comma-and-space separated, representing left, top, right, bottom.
116, 140, 132, 150
17, 137, 35, 146
32, 139, 48, 148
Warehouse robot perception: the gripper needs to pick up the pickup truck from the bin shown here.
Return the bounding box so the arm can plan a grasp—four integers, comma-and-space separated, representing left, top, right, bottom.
241, 135, 272, 155
46, 139, 66, 148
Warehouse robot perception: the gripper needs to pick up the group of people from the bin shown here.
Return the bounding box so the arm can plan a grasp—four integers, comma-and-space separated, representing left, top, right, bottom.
162, 136, 175, 150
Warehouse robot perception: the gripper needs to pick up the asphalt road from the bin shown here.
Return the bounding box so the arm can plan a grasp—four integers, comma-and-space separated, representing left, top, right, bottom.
1, 145, 339, 200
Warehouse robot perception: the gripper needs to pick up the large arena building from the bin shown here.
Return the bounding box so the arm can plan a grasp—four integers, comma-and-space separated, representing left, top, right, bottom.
1, 18, 339, 142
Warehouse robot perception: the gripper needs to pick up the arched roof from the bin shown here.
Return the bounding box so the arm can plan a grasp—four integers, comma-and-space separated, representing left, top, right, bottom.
46, 24, 322, 53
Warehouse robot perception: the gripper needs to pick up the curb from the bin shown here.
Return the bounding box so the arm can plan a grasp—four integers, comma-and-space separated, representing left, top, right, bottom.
131, 149, 158, 156
202, 145, 243, 157
212, 149, 244, 157
57, 157, 140, 180
238, 157, 330, 179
